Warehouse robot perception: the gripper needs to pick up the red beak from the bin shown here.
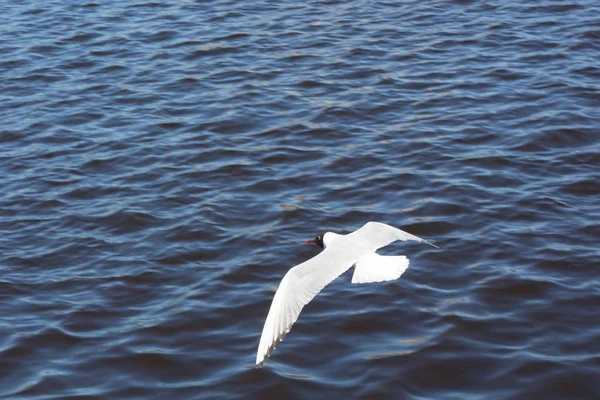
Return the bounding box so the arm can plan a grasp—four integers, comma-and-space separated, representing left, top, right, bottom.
305, 239, 316, 244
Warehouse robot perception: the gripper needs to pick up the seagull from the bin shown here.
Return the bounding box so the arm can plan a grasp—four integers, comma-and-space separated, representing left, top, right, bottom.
256, 221, 438, 367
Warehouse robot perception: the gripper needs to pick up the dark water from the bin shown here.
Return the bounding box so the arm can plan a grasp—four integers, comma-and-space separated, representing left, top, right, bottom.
1, 0, 599, 398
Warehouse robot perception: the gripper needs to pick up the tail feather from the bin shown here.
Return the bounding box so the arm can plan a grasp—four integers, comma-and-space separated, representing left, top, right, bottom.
351, 253, 409, 284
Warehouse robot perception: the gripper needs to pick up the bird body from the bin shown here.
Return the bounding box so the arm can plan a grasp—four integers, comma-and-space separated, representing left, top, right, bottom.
255, 221, 437, 367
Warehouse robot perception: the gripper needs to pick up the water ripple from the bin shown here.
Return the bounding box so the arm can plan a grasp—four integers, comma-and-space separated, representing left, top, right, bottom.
1, 0, 599, 398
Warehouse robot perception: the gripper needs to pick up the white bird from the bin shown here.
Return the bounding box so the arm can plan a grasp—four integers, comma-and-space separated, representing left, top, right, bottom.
256, 221, 438, 367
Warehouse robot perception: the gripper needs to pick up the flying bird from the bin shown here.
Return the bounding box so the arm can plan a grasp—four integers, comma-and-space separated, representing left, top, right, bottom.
256, 221, 438, 367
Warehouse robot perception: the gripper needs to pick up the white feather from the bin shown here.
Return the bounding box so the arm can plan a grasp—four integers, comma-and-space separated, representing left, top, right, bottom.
351, 253, 409, 284
255, 221, 437, 367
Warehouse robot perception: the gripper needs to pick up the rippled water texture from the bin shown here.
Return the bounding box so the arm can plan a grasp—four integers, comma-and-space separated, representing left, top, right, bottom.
1, 0, 599, 398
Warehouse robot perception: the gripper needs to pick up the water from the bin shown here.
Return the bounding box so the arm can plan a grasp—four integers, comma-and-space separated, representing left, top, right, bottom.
1, 0, 599, 398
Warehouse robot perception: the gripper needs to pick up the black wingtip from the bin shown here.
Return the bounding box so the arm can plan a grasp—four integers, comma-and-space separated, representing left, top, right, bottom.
256, 325, 291, 369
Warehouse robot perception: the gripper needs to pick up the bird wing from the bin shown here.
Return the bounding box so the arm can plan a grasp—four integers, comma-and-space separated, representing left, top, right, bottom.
347, 221, 438, 253
256, 245, 360, 367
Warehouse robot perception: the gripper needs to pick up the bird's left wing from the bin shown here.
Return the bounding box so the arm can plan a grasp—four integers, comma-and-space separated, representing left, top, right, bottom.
256, 245, 360, 367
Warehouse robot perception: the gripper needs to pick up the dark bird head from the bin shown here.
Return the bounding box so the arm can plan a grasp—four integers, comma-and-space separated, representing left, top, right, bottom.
305, 234, 325, 248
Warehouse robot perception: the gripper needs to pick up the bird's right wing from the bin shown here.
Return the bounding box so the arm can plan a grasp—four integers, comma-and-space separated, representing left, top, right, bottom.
347, 221, 438, 253
256, 246, 359, 367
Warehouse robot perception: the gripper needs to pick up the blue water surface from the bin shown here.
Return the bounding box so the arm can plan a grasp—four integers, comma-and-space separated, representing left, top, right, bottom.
1, 0, 599, 399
